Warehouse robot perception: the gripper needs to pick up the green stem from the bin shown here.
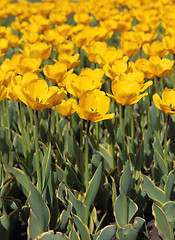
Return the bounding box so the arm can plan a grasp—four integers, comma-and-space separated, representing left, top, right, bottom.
157, 108, 160, 139
85, 120, 90, 191
70, 114, 74, 138
95, 122, 99, 151
85, 120, 90, 226
130, 105, 134, 150
80, 118, 83, 166
47, 108, 51, 145
18, 102, 27, 159
35, 110, 41, 193
56, 112, 59, 142
119, 105, 126, 167
30, 108, 34, 134
6, 99, 11, 140
164, 114, 170, 166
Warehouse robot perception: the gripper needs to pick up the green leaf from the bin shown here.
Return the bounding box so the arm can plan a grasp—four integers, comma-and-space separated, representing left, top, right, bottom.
69, 227, 81, 240
114, 193, 138, 228
66, 187, 85, 221
96, 225, 117, 240
35, 230, 70, 240
89, 133, 112, 171
58, 203, 71, 232
142, 174, 165, 205
5, 165, 30, 197
162, 201, 175, 230
41, 143, 52, 192
152, 203, 173, 240
72, 214, 91, 240
73, 136, 85, 177
117, 217, 145, 240
152, 135, 168, 176
66, 161, 84, 190
0, 214, 10, 240
120, 160, 132, 196
83, 162, 102, 207
164, 170, 175, 201
28, 182, 50, 232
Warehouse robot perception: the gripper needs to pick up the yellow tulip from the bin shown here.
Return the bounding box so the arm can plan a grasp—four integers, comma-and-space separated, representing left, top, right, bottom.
55, 98, 77, 117
21, 42, 52, 62
58, 53, 80, 69
66, 68, 104, 98
143, 41, 168, 57
43, 62, 67, 84
73, 89, 115, 122
0, 83, 6, 101
148, 56, 174, 78
103, 56, 128, 79
13, 79, 67, 110
108, 79, 152, 105
153, 89, 175, 115
11, 54, 42, 75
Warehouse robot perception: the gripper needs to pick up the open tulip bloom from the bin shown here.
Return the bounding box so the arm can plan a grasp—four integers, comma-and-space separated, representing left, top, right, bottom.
108, 79, 153, 106
153, 89, 175, 115
73, 89, 115, 122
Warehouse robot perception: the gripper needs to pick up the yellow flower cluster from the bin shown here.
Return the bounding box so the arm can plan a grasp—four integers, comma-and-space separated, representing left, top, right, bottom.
0, 0, 175, 120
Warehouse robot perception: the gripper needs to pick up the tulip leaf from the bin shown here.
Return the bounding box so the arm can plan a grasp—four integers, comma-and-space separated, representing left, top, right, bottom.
117, 217, 145, 240
28, 182, 50, 232
152, 203, 173, 240
114, 193, 138, 228
58, 203, 71, 232
5, 165, 30, 197
162, 201, 175, 230
83, 162, 102, 207
0, 214, 10, 240
141, 174, 165, 205
164, 170, 175, 201
34, 231, 70, 240
28, 209, 42, 240
66, 187, 86, 221
41, 143, 52, 192
153, 134, 168, 176
120, 160, 132, 196
69, 227, 81, 240
72, 214, 91, 240
89, 132, 112, 171
96, 225, 117, 240
73, 136, 85, 177
65, 160, 84, 190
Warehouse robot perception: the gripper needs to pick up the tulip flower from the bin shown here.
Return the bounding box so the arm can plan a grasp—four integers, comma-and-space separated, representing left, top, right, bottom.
108, 79, 153, 106
43, 62, 67, 84
14, 78, 66, 110
55, 98, 77, 117
73, 89, 114, 122
148, 56, 174, 78
153, 89, 175, 115
21, 42, 52, 62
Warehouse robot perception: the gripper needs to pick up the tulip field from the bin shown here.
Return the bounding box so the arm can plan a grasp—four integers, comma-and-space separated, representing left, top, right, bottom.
0, 0, 175, 239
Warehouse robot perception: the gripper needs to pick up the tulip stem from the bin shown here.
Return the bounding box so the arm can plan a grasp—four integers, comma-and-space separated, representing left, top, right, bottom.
35, 110, 42, 193
95, 122, 99, 150
6, 99, 11, 140
130, 105, 134, 150
85, 120, 90, 226
85, 120, 90, 191
164, 114, 170, 166
48, 108, 51, 145
30, 108, 34, 135
119, 105, 126, 167
18, 102, 27, 160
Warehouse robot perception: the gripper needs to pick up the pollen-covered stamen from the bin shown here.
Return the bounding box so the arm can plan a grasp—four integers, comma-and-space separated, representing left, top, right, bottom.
89, 106, 97, 112
170, 103, 175, 112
